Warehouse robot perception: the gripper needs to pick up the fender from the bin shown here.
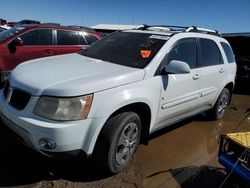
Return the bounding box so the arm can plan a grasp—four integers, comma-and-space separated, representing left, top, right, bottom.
84, 76, 162, 154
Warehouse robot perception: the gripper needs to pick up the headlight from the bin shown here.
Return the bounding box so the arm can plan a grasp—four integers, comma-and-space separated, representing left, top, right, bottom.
34, 94, 93, 121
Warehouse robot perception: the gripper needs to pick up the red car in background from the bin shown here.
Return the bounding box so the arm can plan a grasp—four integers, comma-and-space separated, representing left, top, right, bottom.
0, 24, 102, 83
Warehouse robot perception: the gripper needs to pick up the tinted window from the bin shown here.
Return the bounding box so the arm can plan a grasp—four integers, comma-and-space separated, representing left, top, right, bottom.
199, 38, 222, 67
221, 42, 235, 63
85, 34, 98, 44
0, 26, 25, 42
167, 38, 197, 69
81, 32, 167, 69
79, 34, 87, 45
57, 30, 80, 45
20, 29, 53, 45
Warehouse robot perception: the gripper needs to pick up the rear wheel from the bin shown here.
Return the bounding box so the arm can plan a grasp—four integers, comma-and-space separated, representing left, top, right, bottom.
209, 88, 230, 120
93, 112, 141, 174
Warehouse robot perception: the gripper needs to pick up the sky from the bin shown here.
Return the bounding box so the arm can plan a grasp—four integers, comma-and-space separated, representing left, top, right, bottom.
1, 0, 250, 33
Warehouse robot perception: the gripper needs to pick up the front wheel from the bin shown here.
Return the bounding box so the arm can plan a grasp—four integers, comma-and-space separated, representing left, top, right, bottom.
209, 88, 230, 120
93, 112, 141, 174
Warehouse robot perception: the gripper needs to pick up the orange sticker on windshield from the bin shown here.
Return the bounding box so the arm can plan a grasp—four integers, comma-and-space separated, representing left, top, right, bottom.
140, 50, 152, 59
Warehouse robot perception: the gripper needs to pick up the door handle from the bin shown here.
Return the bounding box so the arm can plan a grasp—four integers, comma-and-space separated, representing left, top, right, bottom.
219, 68, 224, 73
193, 74, 200, 80
43, 49, 54, 55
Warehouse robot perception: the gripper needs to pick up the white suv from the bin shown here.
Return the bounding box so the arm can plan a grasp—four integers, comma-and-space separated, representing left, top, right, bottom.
0, 25, 236, 173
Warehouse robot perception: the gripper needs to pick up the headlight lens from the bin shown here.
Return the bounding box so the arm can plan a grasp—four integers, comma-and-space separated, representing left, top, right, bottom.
34, 94, 93, 121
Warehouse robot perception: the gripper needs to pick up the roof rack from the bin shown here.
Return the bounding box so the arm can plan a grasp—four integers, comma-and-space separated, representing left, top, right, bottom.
186, 26, 221, 37
68, 25, 96, 32
136, 24, 188, 31
135, 24, 222, 37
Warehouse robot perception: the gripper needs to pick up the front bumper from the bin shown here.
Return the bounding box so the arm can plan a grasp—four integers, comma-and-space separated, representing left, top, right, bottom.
0, 90, 104, 157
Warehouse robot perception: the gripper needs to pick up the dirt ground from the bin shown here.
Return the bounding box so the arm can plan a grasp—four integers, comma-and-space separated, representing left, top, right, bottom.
0, 85, 249, 188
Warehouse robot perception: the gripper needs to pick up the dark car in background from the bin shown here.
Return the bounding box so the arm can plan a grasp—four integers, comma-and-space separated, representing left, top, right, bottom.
18, 19, 41, 25
6, 20, 41, 27
223, 33, 250, 94
0, 24, 102, 83
224, 33, 250, 81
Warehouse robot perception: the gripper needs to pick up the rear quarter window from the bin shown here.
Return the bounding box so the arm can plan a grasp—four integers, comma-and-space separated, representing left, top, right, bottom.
85, 34, 98, 44
221, 42, 235, 63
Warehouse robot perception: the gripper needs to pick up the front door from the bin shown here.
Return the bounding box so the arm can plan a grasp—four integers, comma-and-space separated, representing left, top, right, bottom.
4, 29, 54, 70
155, 38, 201, 130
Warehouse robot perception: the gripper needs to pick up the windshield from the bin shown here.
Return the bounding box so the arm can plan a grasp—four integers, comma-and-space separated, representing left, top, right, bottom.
80, 31, 168, 68
0, 26, 26, 42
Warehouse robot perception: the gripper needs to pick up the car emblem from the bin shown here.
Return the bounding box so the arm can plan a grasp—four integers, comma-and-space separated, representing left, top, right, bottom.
6, 87, 13, 103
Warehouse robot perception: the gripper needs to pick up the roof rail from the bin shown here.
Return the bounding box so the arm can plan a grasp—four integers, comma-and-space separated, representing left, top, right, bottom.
136, 24, 188, 31
185, 26, 222, 37
41, 23, 61, 26
135, 24, 222, 37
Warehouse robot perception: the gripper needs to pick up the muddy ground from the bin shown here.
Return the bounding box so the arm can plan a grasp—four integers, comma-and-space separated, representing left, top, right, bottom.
0, 84, 249, 188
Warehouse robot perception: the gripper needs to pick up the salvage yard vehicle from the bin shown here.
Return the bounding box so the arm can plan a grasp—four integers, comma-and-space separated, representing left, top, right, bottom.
0, 25, 236, 174
0, 24, 102, 83
0, 25, 10, 32
0, 26, 7, 32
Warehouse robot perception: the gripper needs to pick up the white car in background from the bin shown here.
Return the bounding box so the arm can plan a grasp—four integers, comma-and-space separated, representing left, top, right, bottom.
0, 25, 236, 174
0, 25, 10, 32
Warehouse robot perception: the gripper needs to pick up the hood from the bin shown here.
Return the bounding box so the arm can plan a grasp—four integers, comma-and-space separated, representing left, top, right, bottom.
10, 53, 145, 96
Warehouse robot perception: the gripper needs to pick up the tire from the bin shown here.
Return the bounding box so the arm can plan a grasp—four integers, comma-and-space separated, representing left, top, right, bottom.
93, 112, 141, 174
209, 88, 230, 120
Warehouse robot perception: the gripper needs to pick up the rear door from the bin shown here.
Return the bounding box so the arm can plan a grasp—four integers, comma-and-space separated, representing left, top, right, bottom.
5, 29, 54, 70
53, 30, 86, 55
156, 38, 201, 129
195, 38, 226, 108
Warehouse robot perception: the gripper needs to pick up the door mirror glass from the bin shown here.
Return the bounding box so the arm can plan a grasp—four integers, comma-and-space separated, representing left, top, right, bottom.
8, 37, 23, 53
163, 60, 191, 74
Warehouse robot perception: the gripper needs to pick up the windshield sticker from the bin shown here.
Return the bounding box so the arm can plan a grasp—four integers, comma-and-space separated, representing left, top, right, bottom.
149, 35, 169, 40
140, 50, 152, 59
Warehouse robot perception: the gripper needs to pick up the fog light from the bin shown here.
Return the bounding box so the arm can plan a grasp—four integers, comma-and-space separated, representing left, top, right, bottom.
38, 138, 56, 150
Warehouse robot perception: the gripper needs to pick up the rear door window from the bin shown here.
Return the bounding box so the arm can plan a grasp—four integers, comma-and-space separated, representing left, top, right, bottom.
221, 42, 235, 63
20, 29, 53, 45
57, 30, 80, 45
198, 38, 223, 67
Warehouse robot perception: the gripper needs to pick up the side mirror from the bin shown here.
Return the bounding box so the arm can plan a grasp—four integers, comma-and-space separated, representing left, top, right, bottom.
163, 60, 191, 74
8, 38, 23, 53
12, 37, 24, 46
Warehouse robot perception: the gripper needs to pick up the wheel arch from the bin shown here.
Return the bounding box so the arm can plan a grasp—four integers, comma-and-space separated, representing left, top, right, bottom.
224, 82, 234, 95
224, 82, 234, 104
90, 102, 152, 156
108, 102, 152, 145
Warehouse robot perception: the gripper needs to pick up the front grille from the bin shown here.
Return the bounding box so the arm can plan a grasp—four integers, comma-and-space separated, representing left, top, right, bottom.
3, 81, 31, 110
